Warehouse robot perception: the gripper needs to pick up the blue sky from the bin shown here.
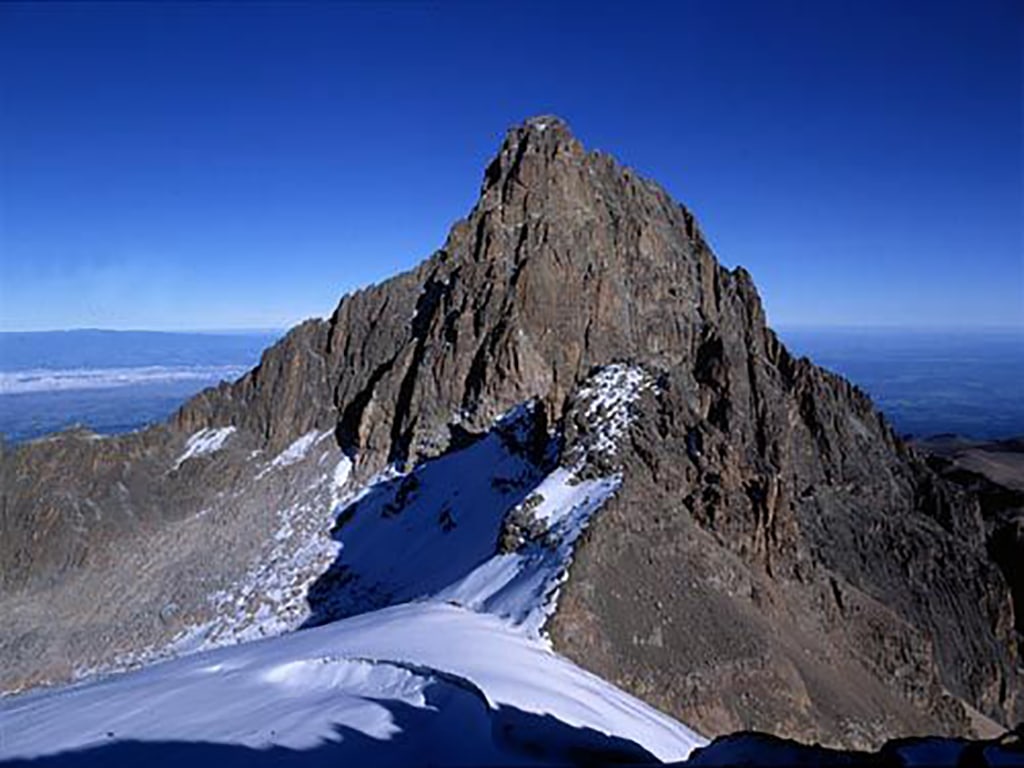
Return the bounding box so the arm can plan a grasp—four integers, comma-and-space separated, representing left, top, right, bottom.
1, 0, 1020, 331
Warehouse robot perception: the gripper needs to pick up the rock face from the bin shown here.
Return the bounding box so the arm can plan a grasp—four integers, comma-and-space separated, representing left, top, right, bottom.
0, 116, 1018, 747
682, 727, 1024, 766
917, 437, 1024, 658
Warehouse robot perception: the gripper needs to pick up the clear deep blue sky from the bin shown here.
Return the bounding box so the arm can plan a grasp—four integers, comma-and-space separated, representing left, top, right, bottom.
1, 0, 1020, 331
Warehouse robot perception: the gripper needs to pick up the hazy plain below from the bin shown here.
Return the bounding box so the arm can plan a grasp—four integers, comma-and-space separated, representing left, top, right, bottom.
1, 327, 1020, 444
0, 330, 279, 443
779, 327, 1024, 440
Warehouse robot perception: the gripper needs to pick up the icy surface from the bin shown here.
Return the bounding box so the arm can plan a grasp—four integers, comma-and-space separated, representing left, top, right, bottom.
272, 430, 331, 468
0, 603, 705, 765
332, 455, 352, 495
303, 405, 547, 626
437, 467, 621, 636
173, 426, 236, 469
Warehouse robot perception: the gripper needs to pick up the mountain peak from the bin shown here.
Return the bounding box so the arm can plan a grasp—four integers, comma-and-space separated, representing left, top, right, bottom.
520, 113, 572, 136
515, 113, 574, 140
481, 115, 585, 196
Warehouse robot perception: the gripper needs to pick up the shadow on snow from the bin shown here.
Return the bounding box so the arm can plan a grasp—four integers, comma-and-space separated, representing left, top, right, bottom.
303, 404, 553, 628
3, 681, 659, 767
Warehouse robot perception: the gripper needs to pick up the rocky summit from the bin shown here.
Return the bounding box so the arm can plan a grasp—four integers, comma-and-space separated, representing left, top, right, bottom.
0, 116, 1018, 751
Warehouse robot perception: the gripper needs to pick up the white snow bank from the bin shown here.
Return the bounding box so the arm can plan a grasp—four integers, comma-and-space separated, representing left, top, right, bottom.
333, 454, 352, 491
271, 430, 331, 468
0, 603, 705, 764
173, 427, 236, 469
572, 362, 653, 457
303, 411, 543, 624
437, 466, 621, 636
252, 429, 334, 480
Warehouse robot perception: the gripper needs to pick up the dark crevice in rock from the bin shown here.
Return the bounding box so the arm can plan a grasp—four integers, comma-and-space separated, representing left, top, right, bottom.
388, 272, 451, 466
336, 355, 400, 456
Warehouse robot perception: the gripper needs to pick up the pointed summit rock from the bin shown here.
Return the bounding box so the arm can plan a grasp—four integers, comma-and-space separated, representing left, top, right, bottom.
176, 115, 730, 476
480, 114, 587, 198
1, 117, 1019, 749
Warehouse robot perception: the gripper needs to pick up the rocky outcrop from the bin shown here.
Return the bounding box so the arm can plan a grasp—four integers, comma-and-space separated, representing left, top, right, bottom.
549, 367, 1016, 747
917, 437, 1024, 648
682, 727, 1023, 766
0, 117, 1018, 746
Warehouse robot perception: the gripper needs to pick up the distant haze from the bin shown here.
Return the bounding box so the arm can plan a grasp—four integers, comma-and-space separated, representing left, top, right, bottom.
0, 330, 279, 442
778, 327, 1024, 439
1, 327, 1021, 444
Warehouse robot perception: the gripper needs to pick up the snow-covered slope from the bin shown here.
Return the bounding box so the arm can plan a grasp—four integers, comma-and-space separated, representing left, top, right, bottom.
0, 603, 705, 766
0, 364, 707, 766
113, 364, 653, 664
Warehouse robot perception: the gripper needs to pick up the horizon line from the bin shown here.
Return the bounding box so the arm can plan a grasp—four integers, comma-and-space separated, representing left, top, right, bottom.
0, 326, 291, 336
2, 323, 1022, 336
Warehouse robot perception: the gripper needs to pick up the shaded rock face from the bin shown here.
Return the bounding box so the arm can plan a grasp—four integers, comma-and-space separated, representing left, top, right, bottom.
549, 374, 1017, 747
0, 116, 1018, 746
682, 728, 1024, 767
917, 438, 1024, 651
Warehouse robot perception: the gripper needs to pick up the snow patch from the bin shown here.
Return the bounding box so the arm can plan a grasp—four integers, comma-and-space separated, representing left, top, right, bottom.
437, 467, 621, 636
271, 430, 324, 468
333, 454, 353, 494
1, 604, 705, 763
253, 429, 334, 480
303, 412, 544, 625
572, 362, 653, 458
173, 427, 236, 469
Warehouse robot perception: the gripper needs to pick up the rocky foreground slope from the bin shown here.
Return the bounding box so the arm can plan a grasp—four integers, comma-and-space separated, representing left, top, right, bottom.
1, 117, 1019, 750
